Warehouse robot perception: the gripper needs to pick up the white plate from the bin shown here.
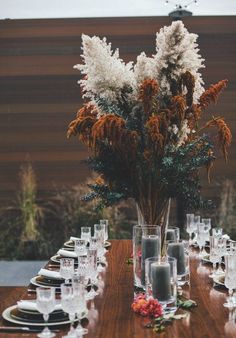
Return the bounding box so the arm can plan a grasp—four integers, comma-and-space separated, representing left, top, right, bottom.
2, 305, 88, 327
30, 276, 61, 290
213, 274, 226, 288
64, 240, 112, 249
201, 255, 211, 263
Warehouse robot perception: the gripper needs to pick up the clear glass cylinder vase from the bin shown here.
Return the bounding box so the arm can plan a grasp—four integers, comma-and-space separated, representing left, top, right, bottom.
133, 225, 161, 290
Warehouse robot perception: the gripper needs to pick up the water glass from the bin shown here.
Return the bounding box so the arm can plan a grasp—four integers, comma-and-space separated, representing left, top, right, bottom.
202, 218, 211, 231
215, 237, 227, 275
77, 256, 89, 279
186, 213, 194, 244
61, 283, 78, 338
223, 255, 236, 308
81, 227, 91, 245
36, 287, 56, 338
197, 223, 209, 258
145, 256, 177, 312
212, 228, 223, 238
133, 225, 161, 289
74, 239, 87, 257
209, 236, 220, 278
95, 227, 106, 271
72, 279, 88, 335
100, 219, 109, 241
86, 248, 99, 300
60, 258, 74, 283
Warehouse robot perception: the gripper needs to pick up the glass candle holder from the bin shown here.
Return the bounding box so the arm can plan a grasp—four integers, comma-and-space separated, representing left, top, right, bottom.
133, 225, 161, 290
166, 226, 180, 242
145, 256, 177, 312
167, 240, 189, 286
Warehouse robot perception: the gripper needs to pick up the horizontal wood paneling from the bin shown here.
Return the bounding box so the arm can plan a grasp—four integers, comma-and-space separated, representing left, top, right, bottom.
0, 16, 235, 203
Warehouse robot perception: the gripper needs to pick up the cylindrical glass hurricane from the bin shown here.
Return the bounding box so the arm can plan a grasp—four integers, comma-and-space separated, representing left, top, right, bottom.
133, 225, 161, 290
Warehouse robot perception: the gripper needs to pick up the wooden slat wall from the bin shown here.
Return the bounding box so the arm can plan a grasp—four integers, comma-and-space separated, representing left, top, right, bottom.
0, 16, 235, 203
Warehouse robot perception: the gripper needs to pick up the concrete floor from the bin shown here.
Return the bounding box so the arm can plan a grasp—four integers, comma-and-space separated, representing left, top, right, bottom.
0, 261, 47, 286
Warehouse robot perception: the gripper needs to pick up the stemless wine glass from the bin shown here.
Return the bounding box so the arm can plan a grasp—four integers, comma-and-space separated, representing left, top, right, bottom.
36, 287, 56, 338
209, 236, 220, 278
223, 255, 236, 308
72, 280, 88, 336
60, 258, 74, 283
74, 239, 87, 257
100, 219, 109, 241
61, 283, 77, 338
81, 227, 91, 245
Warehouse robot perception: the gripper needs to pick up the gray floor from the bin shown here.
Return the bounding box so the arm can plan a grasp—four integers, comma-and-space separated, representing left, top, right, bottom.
0, 261, 47, 286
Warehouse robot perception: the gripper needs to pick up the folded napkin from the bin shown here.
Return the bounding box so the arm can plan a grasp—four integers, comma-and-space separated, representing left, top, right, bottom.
70, 236, 79, 242
38, 268, 62, 280
57, 249, 78, 258
17, 300, 62, 311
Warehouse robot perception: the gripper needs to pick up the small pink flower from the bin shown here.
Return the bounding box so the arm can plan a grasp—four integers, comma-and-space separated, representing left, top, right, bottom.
131, 295, 163, 318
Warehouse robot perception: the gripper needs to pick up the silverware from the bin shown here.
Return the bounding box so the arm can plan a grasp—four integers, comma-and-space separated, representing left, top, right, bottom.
0, 326, 59, 333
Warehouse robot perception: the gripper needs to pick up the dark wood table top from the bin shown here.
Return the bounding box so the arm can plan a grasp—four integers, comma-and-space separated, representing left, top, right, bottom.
0, 239, 236, 338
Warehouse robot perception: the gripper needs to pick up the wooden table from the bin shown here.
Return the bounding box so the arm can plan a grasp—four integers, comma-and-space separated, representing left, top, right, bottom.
0, 240, 236, 337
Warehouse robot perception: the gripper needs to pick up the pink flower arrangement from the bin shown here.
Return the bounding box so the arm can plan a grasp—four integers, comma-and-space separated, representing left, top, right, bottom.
131, 294, 163, 318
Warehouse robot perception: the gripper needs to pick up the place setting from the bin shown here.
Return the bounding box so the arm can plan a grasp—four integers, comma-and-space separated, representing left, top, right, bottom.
1, 220, 110, 337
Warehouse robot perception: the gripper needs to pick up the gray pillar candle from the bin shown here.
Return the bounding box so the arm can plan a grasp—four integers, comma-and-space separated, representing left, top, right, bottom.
166, 229, 176, 241
167, 242, 186, 276
151, 262, 171, 301
141, 235, 160, 285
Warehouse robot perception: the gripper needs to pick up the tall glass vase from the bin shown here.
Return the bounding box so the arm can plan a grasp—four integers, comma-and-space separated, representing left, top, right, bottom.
133, 225, 161, 290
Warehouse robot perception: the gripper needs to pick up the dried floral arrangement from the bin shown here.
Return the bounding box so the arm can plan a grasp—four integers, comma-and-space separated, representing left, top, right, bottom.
67, 21, 232, 224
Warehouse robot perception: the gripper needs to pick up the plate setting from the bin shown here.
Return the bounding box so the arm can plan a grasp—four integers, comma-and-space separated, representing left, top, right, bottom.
2, 305, 88, 327
213, 274, 226, 288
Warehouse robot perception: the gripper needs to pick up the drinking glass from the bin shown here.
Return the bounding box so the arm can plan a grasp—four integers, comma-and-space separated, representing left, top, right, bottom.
77, 256, 89, 280
74, 239, 87, 257
86, 248, 99, 300
192, 215, 200, 243
197, 223, 209, 258
202, 218, 211, 232
60, 258, 74, 283
229, 241, 236, 254
209, 236, 220, 278
186, 213, 194, 244
145, 256, 177, 313
61, 283, 77, 338
100, 219, 109, 241
212, 228, 223, 238
95, 227, 106, 271
72, 279, 88, 336
36, 287, 56, 338
223, 255, 236, 308
215, 237, 227, 275
81, 227, 91, 245
133, 225, 161, 289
